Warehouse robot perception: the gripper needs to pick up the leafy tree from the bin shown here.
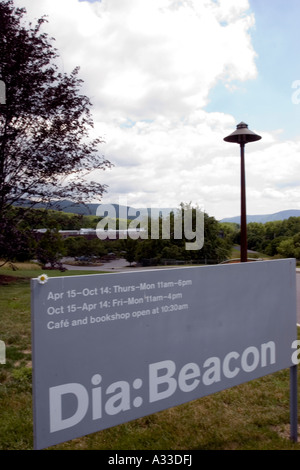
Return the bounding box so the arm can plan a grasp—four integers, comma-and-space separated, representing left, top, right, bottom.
246, 222, 266, 251
219, 222, 239, 245
264, 220, 285, 240
135, 206, 231, 265
0, 1, 112, 263
63, 236, 107, 259
160, 244, 185, 260
35, 230, 65, 269
196, 213, 231, 263
263, 236, 288, 257
283, 217, 300, 237
292, 233, 300, 259
0, 216, 36, 262
277, 238, 296, 259
277, 233, 300, 259
121, 239, 139, 266
63, 236, 88, 258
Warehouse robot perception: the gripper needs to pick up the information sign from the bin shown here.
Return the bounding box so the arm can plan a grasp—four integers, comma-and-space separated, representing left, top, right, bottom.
31, 259, 297, 449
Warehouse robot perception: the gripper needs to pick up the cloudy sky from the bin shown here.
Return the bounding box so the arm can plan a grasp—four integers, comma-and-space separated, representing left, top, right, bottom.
14, 0, 300, 219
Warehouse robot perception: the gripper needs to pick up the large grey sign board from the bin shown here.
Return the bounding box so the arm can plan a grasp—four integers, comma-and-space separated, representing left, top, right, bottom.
31, 259, 297, 449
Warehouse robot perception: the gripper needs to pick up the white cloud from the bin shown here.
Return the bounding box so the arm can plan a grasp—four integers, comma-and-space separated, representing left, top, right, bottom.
14, 0, 298, 220
16, 0, 257, 117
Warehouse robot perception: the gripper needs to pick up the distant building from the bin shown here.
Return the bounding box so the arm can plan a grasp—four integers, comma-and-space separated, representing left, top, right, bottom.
33, 228, 145, 240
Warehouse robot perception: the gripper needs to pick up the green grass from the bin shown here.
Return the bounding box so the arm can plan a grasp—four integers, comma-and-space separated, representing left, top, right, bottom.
230, 246, 271, 260
0, 264, 300, 450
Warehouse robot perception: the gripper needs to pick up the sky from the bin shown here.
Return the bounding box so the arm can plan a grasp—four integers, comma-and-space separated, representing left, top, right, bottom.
13, 0, 300, 220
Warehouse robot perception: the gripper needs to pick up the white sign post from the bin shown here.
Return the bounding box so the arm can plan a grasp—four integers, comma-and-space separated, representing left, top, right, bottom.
31, 259, 297, 449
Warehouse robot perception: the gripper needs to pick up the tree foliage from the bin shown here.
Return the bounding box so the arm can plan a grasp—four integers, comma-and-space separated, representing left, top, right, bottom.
35, 229, 65, 269
232, 216, 300, 259
0, 0, 112, 263
132, 207, 232, 265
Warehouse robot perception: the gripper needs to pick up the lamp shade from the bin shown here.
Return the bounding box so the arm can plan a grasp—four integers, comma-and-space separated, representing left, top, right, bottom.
224, 122, 261, 144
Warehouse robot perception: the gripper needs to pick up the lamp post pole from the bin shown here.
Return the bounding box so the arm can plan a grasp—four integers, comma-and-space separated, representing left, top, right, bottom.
224, 122, 262, 263
240, 142, 247, 263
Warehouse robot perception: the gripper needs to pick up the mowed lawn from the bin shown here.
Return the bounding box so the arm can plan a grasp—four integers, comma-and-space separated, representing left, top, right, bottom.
0, 264, 300, 450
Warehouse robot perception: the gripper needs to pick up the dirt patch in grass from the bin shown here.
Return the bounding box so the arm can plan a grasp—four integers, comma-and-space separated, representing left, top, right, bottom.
0, 275, 24, 285
272, 424, 300, 441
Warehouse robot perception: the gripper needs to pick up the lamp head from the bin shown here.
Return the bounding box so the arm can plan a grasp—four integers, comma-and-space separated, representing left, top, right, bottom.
224, 122, 261, 144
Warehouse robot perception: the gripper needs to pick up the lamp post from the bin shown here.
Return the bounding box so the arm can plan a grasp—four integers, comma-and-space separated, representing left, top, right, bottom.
224, 122, 261, 262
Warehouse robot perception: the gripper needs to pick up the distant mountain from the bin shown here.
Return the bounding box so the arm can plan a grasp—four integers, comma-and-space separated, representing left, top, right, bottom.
17, 199, 177, 220
17, 199, 300, 224
220, 210, 300, 224
17, 198, 100, 216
